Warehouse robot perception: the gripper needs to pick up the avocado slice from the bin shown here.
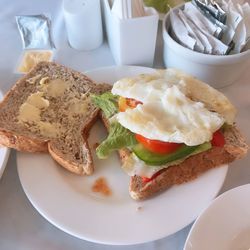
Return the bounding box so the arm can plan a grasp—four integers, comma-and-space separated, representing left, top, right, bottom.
132, 143, 208, 166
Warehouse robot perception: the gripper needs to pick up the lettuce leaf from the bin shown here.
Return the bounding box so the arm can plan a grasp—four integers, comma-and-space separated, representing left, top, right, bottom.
96, 122, 137, 159
144, 0, 187, 13
91, 92, 118, 118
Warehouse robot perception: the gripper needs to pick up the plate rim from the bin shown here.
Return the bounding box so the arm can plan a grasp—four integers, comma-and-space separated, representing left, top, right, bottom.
0, 89, 11, 179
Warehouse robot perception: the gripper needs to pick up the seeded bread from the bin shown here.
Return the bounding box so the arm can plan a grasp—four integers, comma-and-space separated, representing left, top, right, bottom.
0, 62, 111, 175
100, 113, 248, 200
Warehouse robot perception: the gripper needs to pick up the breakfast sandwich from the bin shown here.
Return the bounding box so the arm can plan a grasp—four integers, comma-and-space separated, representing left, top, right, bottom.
92, 68, 248, 200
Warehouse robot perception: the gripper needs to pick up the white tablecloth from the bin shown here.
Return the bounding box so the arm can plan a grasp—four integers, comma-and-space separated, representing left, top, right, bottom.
0, 1, 249, 249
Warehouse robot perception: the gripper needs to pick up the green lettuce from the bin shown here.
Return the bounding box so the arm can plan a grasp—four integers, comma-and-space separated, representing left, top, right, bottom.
91, 92, 118, 118
96, 122, 137, 159
144, 0, 188, 13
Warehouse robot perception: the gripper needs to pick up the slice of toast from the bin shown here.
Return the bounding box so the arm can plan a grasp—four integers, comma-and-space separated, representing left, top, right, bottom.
0, 62, 111, 175
100, 113, 248, 200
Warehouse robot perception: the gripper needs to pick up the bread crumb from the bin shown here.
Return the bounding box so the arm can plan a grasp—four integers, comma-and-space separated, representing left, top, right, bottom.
92, 177, 112, 196
136, 206, 143, 211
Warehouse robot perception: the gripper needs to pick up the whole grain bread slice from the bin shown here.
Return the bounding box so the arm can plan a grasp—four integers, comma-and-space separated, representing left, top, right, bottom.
100, 113, 248, 200
0, 62, 111, 175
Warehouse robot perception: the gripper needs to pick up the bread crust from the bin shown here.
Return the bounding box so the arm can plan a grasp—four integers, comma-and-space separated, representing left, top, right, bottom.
48, 142, 85, 175
0, 129, 48, 152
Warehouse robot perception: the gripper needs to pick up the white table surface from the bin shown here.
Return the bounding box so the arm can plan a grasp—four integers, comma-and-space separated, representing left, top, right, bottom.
0, 1, 249, 250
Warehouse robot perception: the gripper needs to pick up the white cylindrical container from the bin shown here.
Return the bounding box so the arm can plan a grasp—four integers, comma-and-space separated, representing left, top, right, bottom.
63, 0, 103, 50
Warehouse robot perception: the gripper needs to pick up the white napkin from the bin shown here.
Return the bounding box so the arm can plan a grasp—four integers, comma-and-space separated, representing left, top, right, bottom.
111, 0, 145, 19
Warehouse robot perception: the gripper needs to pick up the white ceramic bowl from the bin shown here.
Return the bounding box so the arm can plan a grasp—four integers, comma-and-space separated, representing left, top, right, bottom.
184, 184, 250, 250
162, 5, 250, 88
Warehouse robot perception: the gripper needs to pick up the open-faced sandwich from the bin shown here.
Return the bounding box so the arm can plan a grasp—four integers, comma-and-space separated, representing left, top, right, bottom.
92, 68, 248, 200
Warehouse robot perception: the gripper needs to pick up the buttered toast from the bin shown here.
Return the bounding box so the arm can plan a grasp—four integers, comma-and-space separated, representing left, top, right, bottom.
0, 62, 111, 175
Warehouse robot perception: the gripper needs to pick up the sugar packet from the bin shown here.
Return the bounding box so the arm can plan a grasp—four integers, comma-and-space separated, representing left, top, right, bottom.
16, 14, 55, 49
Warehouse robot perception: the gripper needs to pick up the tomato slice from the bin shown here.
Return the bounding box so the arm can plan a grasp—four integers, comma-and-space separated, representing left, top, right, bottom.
135, 134, 182, 155
126, 98, 142, 108
118, 97, 142, 112
211, 130, 225, 147
141, 169, 165, 183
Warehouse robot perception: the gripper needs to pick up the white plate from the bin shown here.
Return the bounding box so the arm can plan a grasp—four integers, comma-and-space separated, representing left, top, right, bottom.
17, 66, 228, 245
184, 184, 250, 250
0, 90, 10, 179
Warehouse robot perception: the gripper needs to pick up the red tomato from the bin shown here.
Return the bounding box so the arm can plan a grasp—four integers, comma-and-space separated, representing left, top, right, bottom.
211, 130, 225, 147
135, 134, 182, 154
141, 169, 165, 183
126, 98, 142, 108
118, 97, 142, 112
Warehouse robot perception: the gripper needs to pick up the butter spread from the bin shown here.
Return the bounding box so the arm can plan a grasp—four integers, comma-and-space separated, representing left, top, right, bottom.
46, 79, 68, 97
26, 92, 49, 109
18, 50, 53, 73
68, 96, 90, 115
19, 103, 41, 123
37, 122, 60, 138
18, 77, 89, 138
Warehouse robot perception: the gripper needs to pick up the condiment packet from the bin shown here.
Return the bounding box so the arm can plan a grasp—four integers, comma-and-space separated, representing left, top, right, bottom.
184, 3, 221, 38
169, 0, 250, 55
15, 14, 55, 73
170, 5, 228, 55
180, 8, 213, 54
192, 0, 228, 40
192, 0, 227, 24
221, 1, 243, 46
178, 10, 205, 53
169, 9, 196, 50
240, 3, 250, 51
16, 14, 55, 49
233, 4, 246, 53
241, 2, 250, 39
220, 0, 250, 53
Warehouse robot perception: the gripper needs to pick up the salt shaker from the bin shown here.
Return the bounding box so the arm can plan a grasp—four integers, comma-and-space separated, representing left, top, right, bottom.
63, 0, 103, 50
